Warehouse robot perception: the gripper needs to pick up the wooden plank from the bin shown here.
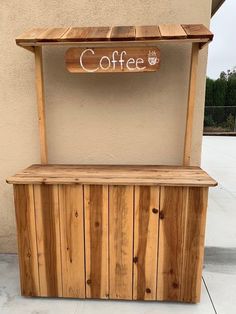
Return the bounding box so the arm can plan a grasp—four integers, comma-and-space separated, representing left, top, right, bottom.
84, 185, 109, 299
182, 24, 213, 40
65, 47, 160, 73
180, 187, 208, 302
34, 185, 62, 297
135, 25, 161, 40
13, 185, 40, 296
36, 28, 69, 41
34, 46, 48, 164
159, 24, 187, 39
7, 165, 217, 187
157, 186, 208, 302
110, 26, 136, 41
109, 186, 134, 299
183, 43, 199, 166
59, 185, 85, 298
61, 27, 111, 42
133, 186, 159, 300
15, 28, 48, 43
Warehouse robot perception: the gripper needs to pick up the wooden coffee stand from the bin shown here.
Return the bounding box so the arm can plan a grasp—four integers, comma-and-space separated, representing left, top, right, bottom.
7, 25, 217, 303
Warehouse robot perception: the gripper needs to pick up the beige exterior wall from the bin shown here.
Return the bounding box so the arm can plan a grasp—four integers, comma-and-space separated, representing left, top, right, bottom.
0, 0, 212, 253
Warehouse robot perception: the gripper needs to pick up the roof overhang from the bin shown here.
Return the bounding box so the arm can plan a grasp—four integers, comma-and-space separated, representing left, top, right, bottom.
212, 0, 225, 17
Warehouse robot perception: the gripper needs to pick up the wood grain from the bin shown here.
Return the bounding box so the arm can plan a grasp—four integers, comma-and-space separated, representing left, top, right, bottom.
109, 186, 134, 299
34, 46, 48, 164
135, 26, 161, 40
110, 26, 136, 41
59, 185, 85, 298
183, 43, 199, 166
61, 27, 111, 42
65, 47, 160, 73
157, 186, 208, 303
34, 185, 62, 297
159, 24, 187, 39
84, 185, 109, 298
133, 186, 159, 300
14, 185, 40, 296
7, 164, 217, 187
182, 24, 213, 40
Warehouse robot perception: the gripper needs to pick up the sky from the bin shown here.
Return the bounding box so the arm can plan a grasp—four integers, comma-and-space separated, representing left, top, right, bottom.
207, 0, 236, 79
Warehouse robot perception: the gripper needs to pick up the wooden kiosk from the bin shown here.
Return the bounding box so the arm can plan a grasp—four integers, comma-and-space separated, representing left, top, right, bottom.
7, 25, 217, 303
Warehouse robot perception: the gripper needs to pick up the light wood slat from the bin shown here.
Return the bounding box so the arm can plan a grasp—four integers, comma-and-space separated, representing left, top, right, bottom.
34, 46, 48, 164
61, 27, 111, 42
159, 24, 187, 39
110, 26, 136, 41
182, 24, 213, 39
7, 165, 217, 187
157, 186, 208, 303
13, 185, 40, 296
59, 185, 85, 298
183, 43, 199, 166
34, 185, 62, 297
16, 28, 48, 43
135, 26, 161, 40
133, 186, 159, 300
84, 185, 109, 299
109, 186, 134, 299
180, 187, 208, 302
36, 28, 69, 41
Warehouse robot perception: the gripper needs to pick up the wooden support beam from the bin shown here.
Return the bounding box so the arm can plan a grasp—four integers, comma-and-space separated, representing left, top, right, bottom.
183, 43, 199, 166
34, 46, 48, 164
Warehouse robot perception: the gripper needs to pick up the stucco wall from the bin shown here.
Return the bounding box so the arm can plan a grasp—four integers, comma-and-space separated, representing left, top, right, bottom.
0, 0, 212, 253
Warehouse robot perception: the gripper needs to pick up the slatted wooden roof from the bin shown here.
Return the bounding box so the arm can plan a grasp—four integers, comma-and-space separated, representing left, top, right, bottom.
16, 24, 213, 50
7, 164, 217, 186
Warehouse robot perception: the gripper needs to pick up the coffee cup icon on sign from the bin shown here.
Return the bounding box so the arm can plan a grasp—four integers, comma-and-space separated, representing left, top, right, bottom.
148, 50, 159, 66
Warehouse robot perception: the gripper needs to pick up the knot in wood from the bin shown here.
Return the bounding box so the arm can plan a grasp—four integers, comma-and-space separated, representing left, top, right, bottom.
152, 208, 159, 214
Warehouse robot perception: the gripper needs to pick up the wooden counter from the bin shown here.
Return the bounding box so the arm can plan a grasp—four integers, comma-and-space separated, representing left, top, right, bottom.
8, 165, 216, 302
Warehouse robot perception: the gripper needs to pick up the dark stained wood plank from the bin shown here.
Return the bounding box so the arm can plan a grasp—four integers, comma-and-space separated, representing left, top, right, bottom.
133, 186, 159, 300
135, 25, 161, 40
157, 186, 208, 303
59, 185, 85, 298
14, 185, 40, 296
34, 185, 62, 297
84, 185, 109, 299
182, 24, 213, 40
61, 27, 111, 42
109, 186, 134, 299
7, 165, 217, 187
159, 24, 187, 39
110, 26, 136, 41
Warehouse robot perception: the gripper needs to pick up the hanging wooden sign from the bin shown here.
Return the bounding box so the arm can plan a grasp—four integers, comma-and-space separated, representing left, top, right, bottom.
65, 47, 160, 73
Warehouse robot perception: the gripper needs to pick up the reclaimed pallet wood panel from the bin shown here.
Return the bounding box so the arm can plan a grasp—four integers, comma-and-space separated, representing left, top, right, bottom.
13, 185, 40, 296
182, 24, 213, 39
7, 164, 217, 187
61, 27, 111, 42
135, 25, 161, 40
110, 26, 136, 41
34, 185, 62, 297
84, 185, 109, 299
59, 185, 85, 298
159, 24, 187, 39
109, 186, 134, 299
157, 186, 208, 303
133, 186, 159, 300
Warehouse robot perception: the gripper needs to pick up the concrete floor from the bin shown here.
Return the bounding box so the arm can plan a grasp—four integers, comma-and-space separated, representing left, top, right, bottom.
0, 136, 235, 314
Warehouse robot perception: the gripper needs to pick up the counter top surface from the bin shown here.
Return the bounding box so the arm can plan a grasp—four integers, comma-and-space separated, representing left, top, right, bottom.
7, 164, 217, 187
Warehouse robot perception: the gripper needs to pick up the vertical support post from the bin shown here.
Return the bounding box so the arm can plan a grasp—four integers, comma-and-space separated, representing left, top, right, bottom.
183, 43, 199, 166
34, 46, 48, 164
